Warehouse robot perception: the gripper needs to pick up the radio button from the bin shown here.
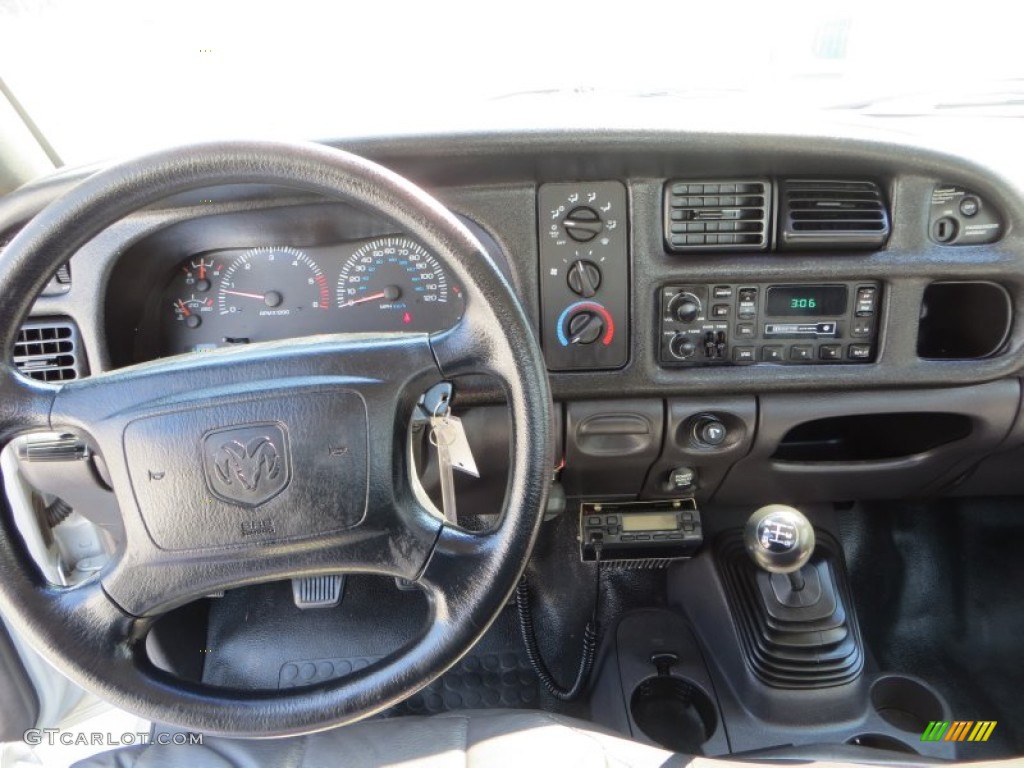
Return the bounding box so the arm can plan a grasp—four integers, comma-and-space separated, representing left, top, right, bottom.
736, 323, 755, 338
654, 534, 668, 540
712, 304, 730, 318
732, 346, 756, 363
855, 286, 878, 316
737, 287, 758, 319
605, 516, 617, 525
588, 516, 601, 526
713, 285, 733, 299
761, 345, 785, 362
852, 319, 873, 337
819, 344, 842, 360
621, 535, 635, 542
789, 344, 814, 361
848, 344, 872, 360
636, 534, 651, 541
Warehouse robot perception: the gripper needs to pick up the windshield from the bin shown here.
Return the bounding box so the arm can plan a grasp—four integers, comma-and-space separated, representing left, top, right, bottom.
1, 0, 1022, 166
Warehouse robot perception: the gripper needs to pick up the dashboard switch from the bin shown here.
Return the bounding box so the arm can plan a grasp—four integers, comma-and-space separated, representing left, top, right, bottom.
669, 466, 697, 492
693, 416, 727, 447
562, 207, 604, 242
567, 260, 602, 297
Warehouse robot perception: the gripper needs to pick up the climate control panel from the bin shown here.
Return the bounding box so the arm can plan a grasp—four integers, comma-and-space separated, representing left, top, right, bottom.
659, 281, 881, 366
539, 181, 629, 370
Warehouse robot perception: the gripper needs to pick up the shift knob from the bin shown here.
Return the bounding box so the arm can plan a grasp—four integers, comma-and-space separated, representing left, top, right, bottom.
744, 504, 815, 574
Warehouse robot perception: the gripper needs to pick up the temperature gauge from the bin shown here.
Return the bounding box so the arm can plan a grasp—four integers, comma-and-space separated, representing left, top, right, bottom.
173, 295, 215, 329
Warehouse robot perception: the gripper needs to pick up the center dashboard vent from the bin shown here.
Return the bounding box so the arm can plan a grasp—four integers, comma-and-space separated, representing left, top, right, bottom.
14, 318, 86, 382
664, 180, 770, 251
779, 180, 890, 249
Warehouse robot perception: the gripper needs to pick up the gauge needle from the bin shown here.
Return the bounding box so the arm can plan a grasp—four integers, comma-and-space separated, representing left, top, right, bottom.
339, 286, 401, 309
176, 300, 191, 317
221, 289, 266, 300
339, 291, 387, 308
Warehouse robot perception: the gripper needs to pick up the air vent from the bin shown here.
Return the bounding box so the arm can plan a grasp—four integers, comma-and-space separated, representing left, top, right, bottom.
780, 180, 890, 249
664, 180, 770, 251
13, 318, 86, 382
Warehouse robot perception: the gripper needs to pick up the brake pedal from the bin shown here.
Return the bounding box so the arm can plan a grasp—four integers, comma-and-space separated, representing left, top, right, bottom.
291, 575, 345, 609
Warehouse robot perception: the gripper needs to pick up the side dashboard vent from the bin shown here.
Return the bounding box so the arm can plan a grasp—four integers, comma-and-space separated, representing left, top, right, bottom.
780, 180, 890, 249
665, 180, 771, 251
14, 318, 86, 382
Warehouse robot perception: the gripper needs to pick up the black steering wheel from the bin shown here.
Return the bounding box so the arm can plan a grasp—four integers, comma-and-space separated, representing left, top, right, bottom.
0, 142, 552, 737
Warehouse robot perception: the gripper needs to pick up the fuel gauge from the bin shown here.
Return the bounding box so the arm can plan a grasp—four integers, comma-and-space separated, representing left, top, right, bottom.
181, 257, 222, 293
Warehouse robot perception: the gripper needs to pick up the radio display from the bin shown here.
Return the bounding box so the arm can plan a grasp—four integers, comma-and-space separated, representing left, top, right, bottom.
766, 285, 848, 317
621, 513, 678, 532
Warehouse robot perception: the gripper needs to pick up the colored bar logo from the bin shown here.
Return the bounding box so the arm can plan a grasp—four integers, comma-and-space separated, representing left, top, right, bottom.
921, 721, 997, 742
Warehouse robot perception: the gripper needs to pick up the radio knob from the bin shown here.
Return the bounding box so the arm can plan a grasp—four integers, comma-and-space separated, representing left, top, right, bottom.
567, 260, 602, 297
562, 207, 604, 242
669, 334, 696, 359
670, 292, 702, 323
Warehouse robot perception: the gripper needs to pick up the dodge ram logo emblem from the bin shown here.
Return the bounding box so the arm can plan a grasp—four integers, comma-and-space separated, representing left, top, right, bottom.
202, 423, 291, 507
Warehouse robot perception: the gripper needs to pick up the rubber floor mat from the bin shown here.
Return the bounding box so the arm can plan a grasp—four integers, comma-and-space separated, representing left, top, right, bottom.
278, 650, 539, 715
203, 575, 540, 716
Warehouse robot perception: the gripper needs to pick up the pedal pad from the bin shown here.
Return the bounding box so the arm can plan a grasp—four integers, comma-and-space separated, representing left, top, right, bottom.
291, 575, 345, 609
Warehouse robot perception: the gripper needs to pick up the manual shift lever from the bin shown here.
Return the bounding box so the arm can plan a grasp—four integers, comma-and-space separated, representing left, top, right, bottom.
744, 504, 815, 591
715, 503, 863, 688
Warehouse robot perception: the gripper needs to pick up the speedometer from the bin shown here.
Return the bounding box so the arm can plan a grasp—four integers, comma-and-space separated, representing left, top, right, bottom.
336, 236, 461, 332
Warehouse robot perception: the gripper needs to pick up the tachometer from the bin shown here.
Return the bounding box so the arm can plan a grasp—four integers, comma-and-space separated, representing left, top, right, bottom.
218, 246, 330, 318
335, 236, 461, 332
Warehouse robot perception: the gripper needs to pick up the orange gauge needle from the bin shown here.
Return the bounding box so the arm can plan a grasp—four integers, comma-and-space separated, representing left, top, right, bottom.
338, 291, 387, 308
339, 286, 401, 308
176, 300, 191, 317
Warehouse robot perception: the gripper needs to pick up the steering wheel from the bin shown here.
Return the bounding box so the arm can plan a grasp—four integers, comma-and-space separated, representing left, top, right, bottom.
0, 142, 552, 737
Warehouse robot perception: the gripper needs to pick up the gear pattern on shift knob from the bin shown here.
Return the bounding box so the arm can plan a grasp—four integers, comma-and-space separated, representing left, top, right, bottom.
744, 504, 815, 574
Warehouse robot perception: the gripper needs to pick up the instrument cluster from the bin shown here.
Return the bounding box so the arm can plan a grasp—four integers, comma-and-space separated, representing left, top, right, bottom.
159, 235, 463, 356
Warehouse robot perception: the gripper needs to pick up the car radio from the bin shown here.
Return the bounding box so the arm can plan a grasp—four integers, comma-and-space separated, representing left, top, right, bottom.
659, 281, 880, 366
579, 499, 703, 564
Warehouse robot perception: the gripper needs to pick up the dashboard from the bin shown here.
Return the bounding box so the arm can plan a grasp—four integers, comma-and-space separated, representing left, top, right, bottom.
7, 125, 1024, 508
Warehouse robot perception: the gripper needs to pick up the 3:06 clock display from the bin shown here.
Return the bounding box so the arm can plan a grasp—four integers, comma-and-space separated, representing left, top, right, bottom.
766, 285, 848, 317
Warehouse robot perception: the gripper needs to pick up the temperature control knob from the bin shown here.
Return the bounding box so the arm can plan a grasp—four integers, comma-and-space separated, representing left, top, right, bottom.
567, 260, 602, 297
562, 207, 604, 242
669, 292, 702, 323
566, 310, 605, 345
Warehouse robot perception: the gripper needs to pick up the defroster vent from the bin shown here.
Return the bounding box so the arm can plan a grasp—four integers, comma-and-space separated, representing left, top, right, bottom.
780, 180, 890, 249
14, 318, 86, 382
665, 180, 771, 252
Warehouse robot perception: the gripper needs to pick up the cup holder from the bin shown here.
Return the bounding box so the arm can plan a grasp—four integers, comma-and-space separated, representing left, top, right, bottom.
871, 675, 945, 734
630, 675, 717, 753
847, 733, 918, 754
